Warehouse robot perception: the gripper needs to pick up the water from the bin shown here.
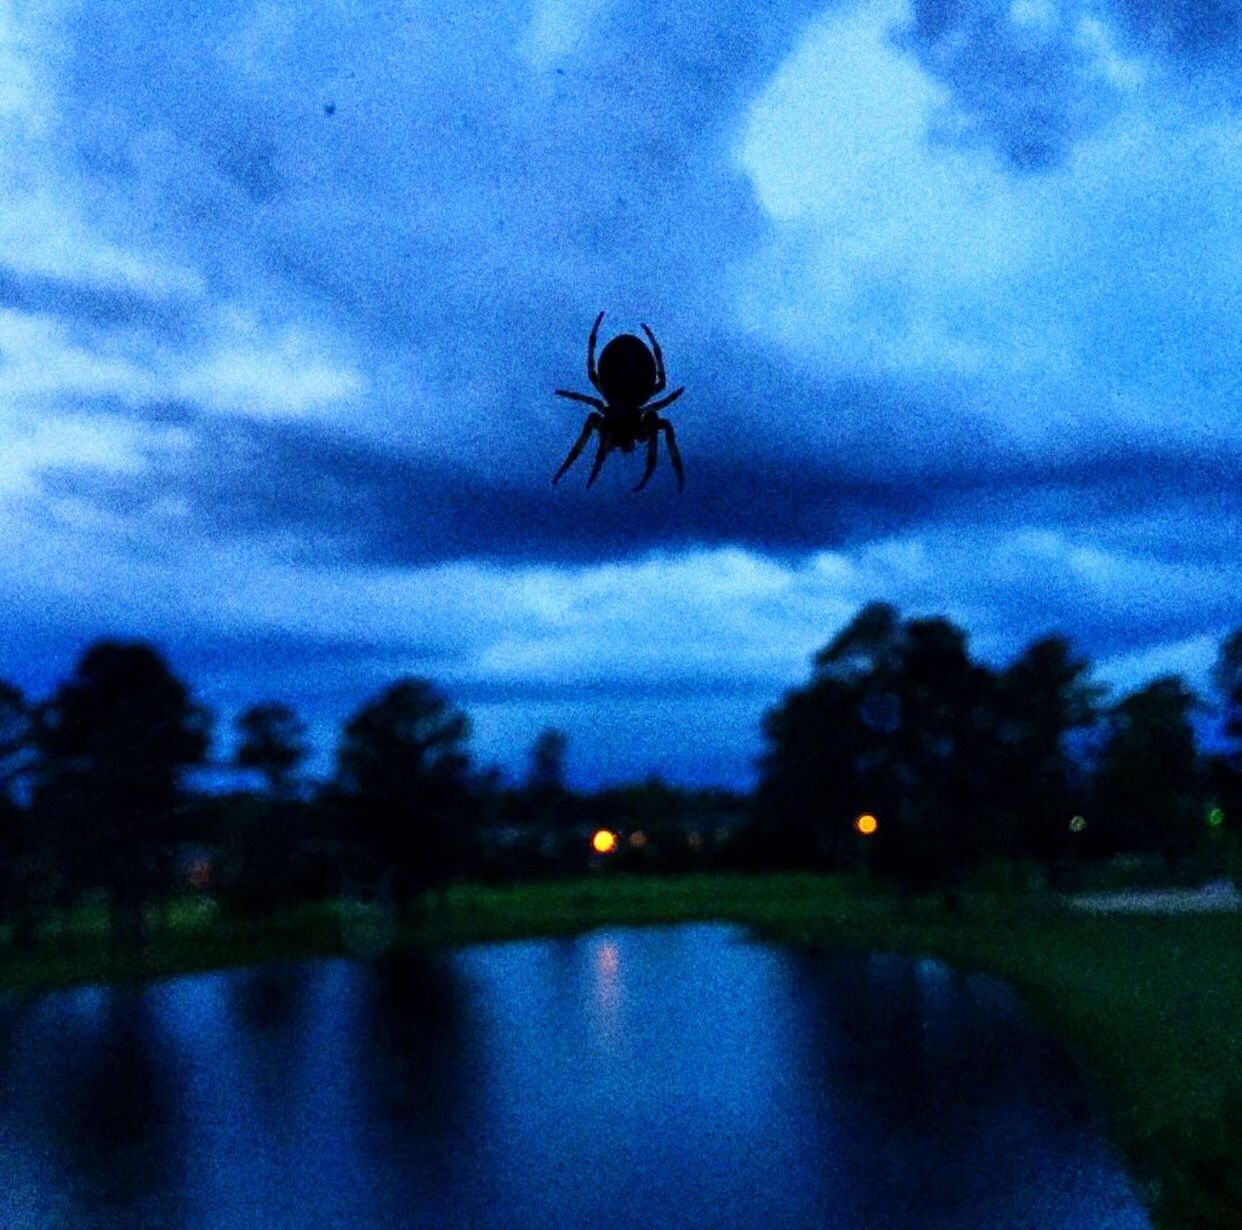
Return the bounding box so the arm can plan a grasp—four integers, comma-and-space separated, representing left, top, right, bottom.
0, 925, 1150, 1228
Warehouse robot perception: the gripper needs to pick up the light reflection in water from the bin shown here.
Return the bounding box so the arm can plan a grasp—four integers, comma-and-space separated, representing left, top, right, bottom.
589, 937, 623, 1047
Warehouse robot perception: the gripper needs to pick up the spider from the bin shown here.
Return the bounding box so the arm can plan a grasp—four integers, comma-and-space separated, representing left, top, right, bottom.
552, 311, 685, 491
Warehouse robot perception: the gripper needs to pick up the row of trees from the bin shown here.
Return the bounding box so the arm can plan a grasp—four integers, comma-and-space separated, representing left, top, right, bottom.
755, 604, 1242, 892
0, 642, 741, 948
0, 644, 480, 947
0, 612, 1238, 946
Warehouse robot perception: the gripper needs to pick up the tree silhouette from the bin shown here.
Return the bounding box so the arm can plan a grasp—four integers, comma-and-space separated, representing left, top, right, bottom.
813, 600, 903, 684
336, 679, 471, 915
527, 728, 568, 796
1091, 676, 1201, 858
759, 605, 1003, 886
0, 682, 36, 946
220, 702, 312, 913
757, 605, 1113, 892
1209, 628, 1242, 841
32, 641, 210, 947
757, 602, 906, 866
868, 616, 998, 894
992, 635, 1102, 861
1213, 628, 1242, 754
518, 727, 571, 835
757, 671, 868, 866
236, 702, 308, 800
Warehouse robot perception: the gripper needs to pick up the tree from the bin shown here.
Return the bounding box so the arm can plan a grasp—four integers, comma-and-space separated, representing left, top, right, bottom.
812, 600, 902, 684
991, 635, 1102, 861
757, 673, 868, 866
223, 702, 312, 913
1213, 628, 1242, 755
0, 682, 36, 946
758, 605, 1003, 889
517, 727, 571, 835
336, 679, 471, 914
1209, 628, 1242, 840
236, 702, 308, 799
866, 616, 999, 893
757, 602, 905, 867
1091, 676, 1201, 858
32, 641, 210, 947
0, 682, 28, 792
527, 728, 568, 796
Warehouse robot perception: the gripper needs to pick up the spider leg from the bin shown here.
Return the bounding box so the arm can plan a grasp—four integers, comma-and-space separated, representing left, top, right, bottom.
588, 310, 605, 391
655, 416, 684, 491
642, 386, 684, 414
555, 389, 606, 410
586, 433, 613, 488
633, 421, 660, 492
552, 412, 603, 485
640, 323, 666, 393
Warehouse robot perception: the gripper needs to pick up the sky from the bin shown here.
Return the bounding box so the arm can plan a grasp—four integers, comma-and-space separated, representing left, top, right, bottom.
0, 0, 1239, 788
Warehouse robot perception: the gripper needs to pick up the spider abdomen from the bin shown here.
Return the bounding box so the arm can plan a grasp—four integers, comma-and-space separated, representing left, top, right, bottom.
597, 334, 657, 407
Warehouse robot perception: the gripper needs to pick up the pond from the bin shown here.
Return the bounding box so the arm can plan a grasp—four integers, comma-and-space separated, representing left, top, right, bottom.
0, 925, 1149, 1228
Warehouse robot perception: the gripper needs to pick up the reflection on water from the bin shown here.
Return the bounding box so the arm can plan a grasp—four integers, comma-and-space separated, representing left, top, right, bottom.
0, 926, 1150, 1229
0, 988, 189, 1226
590, 937, 623, 1046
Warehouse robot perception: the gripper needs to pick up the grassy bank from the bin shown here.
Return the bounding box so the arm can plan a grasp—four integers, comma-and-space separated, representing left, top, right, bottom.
1, 874, 1239, 1229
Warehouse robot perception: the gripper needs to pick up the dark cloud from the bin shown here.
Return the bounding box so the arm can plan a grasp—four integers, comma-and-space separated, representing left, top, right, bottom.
898, 0, 1242, 171
36, 392, 1242, 575
1111, 0, 1241, 64
159, 627, 457, 679
53, 0, 827, 344
896, 0, 1123, 169
0, 264, 191, 338
452, 675, 778, 704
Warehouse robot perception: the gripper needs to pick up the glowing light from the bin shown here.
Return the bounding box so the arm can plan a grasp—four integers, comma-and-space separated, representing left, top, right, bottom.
1069, 815, 1086, 833
592, 829, 617, 855
1208, 807, 1225, 829
629, 830, 647, 848
855, 814, 878, 836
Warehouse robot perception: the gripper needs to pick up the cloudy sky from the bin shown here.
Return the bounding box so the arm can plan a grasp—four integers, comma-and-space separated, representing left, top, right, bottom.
1, 0, 1238, 787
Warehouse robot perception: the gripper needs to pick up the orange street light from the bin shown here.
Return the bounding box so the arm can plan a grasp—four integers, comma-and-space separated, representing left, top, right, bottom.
854, 813, 878, 836
592, 828, 618, 855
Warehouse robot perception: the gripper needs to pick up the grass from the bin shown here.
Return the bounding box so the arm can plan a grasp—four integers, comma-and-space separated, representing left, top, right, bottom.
2, 873, 1240, 1229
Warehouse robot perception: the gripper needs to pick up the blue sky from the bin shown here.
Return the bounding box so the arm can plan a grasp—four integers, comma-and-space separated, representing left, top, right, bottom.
0, 0, 1238, 787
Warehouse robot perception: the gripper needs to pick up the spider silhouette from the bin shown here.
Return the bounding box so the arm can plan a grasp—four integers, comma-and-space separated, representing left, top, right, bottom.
552, 311, 685, 491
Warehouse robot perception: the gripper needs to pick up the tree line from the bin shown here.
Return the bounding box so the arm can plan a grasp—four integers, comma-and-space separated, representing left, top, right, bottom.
0, 611, 1239, 948
754, 604, 1242, 895
0, 644, 484, 949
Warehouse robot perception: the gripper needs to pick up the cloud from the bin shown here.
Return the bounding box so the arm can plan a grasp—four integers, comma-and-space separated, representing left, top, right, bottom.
2, 485, 1236, 785
897, 0, 1242, 171
0, 308, 154, 402
736, 0, 1242, 475
898, 0, 1141, 169
0, 265, 194, 336
175, 307, 367, 421
1110, 0, 1242, 68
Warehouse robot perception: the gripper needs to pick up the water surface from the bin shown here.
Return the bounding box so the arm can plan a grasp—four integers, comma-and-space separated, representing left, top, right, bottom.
0, 925, 1150, 1228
